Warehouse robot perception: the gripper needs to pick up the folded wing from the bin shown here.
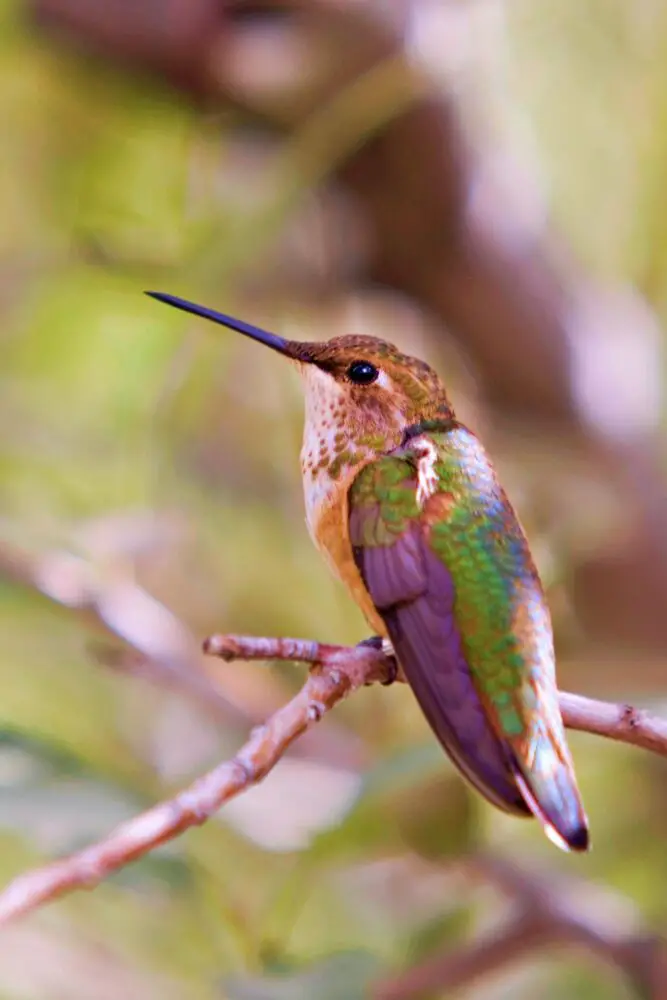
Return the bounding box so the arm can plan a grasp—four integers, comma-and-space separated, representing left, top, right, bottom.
349, 458, 528, 816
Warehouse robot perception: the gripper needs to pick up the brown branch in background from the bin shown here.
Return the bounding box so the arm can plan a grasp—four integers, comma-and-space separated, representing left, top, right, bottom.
375, 855, 667, 1000
0, 633, 667, 929
0, 536, 367, 770
0, 536, 244, 722
374, 913, 550, 1000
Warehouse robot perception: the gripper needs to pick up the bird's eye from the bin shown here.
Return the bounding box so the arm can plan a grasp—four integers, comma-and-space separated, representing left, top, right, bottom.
347, 360, 379, 385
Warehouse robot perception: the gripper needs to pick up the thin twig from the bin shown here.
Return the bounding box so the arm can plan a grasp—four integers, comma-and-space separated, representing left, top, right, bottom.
560, 691, 667, 757
0, 634, 666, 929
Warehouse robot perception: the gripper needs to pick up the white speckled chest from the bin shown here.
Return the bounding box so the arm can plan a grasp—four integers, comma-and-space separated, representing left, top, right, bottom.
298, 365, 354, 553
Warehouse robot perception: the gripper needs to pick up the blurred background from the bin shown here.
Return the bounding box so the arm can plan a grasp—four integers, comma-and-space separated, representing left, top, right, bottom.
1, 0, 667, 997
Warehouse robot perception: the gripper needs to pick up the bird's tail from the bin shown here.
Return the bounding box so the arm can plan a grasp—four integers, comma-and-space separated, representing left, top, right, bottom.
510, 747, 590, 852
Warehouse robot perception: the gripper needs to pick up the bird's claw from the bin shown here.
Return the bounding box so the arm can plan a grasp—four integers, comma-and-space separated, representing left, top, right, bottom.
357, 635, 399, 685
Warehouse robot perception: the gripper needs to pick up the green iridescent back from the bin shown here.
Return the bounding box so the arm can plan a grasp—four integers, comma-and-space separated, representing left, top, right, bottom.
426, 428, 555, 733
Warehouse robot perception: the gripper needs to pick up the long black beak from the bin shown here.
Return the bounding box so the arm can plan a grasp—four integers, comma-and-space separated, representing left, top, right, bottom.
145, 291, 296, 358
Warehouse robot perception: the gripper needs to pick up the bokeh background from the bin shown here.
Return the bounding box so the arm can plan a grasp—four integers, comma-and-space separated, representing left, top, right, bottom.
2, 1, 667, 997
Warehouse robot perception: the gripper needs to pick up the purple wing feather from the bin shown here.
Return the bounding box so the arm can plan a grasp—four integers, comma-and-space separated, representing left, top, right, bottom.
350, 510, 528, 817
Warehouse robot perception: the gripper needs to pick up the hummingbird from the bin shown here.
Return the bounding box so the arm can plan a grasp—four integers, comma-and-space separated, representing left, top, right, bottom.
147, 290, 589, 853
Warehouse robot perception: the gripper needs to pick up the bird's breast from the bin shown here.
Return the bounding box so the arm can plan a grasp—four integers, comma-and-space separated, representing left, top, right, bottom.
301, 453, 386, 635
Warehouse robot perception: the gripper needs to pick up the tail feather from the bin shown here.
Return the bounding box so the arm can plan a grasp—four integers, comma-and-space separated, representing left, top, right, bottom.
511, 758, 590, 853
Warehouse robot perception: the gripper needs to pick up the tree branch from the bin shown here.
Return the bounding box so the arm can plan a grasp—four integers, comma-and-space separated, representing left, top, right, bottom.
0, 636, 389, 925
560, 690, 667, 757
0, 633, 666, 929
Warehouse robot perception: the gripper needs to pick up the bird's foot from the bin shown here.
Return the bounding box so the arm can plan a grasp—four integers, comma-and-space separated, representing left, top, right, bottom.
356, 635, 400, 685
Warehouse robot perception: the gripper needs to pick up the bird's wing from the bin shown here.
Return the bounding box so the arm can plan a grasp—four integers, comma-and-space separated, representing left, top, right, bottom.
348, 443, 528, 816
